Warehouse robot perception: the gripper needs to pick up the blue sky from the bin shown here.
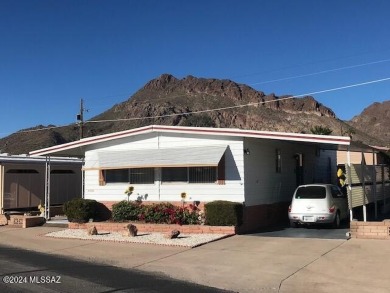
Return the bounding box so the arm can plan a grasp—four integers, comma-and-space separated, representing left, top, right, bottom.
1, 0, 389, 138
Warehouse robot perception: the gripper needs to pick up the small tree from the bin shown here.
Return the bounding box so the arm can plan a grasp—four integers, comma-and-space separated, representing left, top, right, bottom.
181, 114, 216, 127
341, 127, 356, 139
310, 125, 333, 135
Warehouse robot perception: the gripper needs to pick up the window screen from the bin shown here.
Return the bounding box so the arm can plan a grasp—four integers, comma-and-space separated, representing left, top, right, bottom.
104, 169, 129, 183
189, 167, 217, 183
104, 168, 154, 184
129, 168, 154, 184
162, 167, 188, 182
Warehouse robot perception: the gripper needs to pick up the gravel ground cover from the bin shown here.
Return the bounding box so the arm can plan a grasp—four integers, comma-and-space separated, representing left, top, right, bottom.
45, 229, 232, 248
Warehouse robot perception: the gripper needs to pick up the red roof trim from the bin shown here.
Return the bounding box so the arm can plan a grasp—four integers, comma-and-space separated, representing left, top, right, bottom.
152, 126, 350, 144
30, 125, 350, 156
30, 126, 154, 156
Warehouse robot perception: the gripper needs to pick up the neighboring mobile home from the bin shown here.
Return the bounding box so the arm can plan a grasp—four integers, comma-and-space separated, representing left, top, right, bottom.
336, 144, 390, 221
337, 143, 390, 166
0, 154, 82, 213
30, 125, 350, 231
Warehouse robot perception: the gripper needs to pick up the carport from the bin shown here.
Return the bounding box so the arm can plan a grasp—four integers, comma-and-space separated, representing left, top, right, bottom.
340, 144, 390, 222
0, 154, 83, 219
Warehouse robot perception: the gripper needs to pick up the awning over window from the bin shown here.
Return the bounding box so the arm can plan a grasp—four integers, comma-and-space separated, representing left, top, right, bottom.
93, 145, 227, 169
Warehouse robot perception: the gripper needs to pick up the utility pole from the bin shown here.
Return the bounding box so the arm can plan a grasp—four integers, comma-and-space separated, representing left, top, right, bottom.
77, 98, 86, 139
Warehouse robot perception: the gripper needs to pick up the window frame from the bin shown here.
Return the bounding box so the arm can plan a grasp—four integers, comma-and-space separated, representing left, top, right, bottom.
101, 167, 155, 185
161, 166, 219, 184
98, 157, 226, 186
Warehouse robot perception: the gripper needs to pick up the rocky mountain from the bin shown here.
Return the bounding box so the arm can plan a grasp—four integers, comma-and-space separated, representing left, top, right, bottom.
347, 101, 390, 146
0, 74, 388, 154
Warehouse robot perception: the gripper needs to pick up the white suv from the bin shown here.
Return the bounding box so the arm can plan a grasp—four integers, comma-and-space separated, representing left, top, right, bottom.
288, 184, 349, 228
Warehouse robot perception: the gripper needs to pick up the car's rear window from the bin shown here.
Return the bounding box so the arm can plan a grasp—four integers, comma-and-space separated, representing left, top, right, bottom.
295, 186, 326, 199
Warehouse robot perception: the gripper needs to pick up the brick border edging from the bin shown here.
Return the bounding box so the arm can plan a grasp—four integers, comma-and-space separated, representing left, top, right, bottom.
350, 220, 390, 239
6, 215, 45, 228
68, 222, 236, 235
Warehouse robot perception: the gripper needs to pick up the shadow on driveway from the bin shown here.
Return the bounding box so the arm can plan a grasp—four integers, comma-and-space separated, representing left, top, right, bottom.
247, 221, 350, 240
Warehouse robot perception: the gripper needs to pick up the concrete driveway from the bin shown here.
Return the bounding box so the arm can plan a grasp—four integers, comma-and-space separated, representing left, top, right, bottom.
249, 225, 350, 240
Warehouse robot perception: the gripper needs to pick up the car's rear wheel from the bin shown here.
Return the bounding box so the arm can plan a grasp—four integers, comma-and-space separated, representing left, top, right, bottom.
290, 221, 298, 228
332, 212, 340, 229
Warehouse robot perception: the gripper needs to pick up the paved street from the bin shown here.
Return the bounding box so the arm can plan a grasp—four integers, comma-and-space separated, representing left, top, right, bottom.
1, 226, 390, 293
0, 244, 229, 293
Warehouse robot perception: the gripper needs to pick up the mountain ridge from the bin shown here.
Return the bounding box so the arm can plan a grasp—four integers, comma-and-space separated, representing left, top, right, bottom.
0, 74, 388, 154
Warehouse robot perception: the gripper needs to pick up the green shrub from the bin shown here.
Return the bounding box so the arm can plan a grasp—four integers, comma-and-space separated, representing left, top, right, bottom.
175, 206, 201, 225
205, 200, 243, 226
63, 198, 98, 223
111, 200, 143, 222
139, 202, 201, 225
141, 202, 176, 224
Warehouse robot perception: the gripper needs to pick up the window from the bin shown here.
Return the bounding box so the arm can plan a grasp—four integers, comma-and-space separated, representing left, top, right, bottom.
295, 186, 326, 199
51, 170, 75, 174
162, 167, 218, 183
189, 167, 217, 183
103, 168, 154, 184
6, 169, 39, 173
331, 185, 344, 198
275, 149, 282, 173
104, 169, 129, 183
162, 167, 188, 182
129, 168, 154, 184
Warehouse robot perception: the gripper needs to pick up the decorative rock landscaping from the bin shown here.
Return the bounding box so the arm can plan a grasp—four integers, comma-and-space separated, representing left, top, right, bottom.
45, 229, 232, 248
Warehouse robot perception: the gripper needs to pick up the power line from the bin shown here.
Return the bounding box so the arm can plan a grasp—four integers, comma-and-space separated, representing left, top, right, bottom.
229, 47, 390, 80
82, 57, 390, 107
249, 58, 390, 85
292, 77, 390, 97
86, 76, 390, 124
7, 76, 390, 134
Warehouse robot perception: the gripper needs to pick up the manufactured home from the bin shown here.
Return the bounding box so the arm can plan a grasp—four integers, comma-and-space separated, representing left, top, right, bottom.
0, 154, 82, 213
30, 125, 350, 231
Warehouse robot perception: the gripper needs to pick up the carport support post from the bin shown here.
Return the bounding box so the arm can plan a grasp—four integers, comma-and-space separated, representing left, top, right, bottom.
44, 155, 51, 220
372, 149, 377, 219
81, 158, 85, 199
0, 165, 3, 214
362, 152, 367, 222
347, 148, 353, 222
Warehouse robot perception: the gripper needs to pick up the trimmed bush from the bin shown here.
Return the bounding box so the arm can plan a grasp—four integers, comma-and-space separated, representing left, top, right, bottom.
141, 202, 176, 224
205, 200, 243, 226
139, 202, 201, 225
111, 200, 143, 222
63, 198, 98, 223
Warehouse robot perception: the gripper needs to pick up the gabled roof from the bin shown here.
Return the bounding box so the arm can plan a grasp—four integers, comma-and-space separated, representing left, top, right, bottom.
29, 125, 351, 157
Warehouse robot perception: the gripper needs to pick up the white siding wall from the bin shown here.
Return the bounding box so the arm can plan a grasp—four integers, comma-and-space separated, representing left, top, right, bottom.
84, 132, 245, 203
243, 138, 337, 206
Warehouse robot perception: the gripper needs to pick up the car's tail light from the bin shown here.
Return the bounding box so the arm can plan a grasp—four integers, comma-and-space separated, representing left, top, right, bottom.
329, 205, 336, 213
288, 205, 291, 213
